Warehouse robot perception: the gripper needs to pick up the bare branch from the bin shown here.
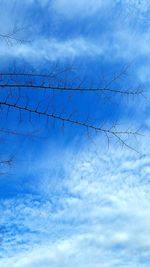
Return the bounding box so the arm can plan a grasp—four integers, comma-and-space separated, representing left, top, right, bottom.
0, 25, 29, 45
0, 100, 140, 151
0, 81, 142, 95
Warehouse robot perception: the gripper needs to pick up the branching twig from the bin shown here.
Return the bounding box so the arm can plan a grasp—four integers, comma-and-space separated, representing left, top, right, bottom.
0, 82, 142, 95
0, 100, 140, 151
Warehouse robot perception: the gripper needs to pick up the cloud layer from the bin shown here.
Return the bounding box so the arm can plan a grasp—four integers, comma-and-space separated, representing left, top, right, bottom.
0, 1, 150, 266
1, 0, 150, 64
0, 135, 149, 267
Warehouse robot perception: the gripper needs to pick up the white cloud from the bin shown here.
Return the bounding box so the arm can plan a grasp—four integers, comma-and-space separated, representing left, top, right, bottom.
0, 0, 150, 66
0, 134, 149, 267
124, 0, 150, 13
51, 0, 109, 19
0, 37, 107, 61
51, 0, 150, 20
0, 1, 150, 263
1, 29, 150, 65
112, 30, 150, 60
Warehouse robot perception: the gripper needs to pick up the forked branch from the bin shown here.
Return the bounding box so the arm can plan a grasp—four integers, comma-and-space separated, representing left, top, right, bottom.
0, 100, 140, 151
0, 68, 143, 95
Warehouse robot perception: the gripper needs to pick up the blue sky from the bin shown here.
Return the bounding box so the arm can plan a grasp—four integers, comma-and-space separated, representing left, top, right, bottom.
0, 1, 150, 266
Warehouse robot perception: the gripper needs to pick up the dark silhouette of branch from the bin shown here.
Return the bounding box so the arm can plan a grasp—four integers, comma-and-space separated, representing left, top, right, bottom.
0, 33, 26, 44
0, 26, 29, 45
0, 66, 143, 95
0, 63, 143, 166
0, 81, 142, 95
0, 67, 75, 79
0, 100, 141, 151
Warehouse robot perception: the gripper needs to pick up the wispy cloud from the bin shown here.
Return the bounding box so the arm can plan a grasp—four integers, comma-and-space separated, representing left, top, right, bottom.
1, 29, 150, 66
0, 2, 149, 266
1, 0, 150, 67
0, 134, 149, 267
51, 0, 150, 21
0, 37, 107, 61
51, 0, 109, 19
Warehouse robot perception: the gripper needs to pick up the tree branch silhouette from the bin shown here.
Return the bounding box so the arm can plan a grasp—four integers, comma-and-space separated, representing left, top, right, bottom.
0, 82, 142, 95
0, 26, 28, 45
0, 100, 141, 152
